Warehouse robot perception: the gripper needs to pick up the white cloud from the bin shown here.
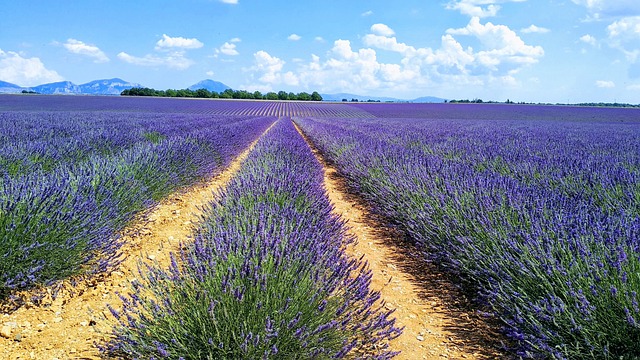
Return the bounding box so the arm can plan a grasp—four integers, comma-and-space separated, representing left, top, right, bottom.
218, 42, 239, 56
229, 37, 241, 43
596, 80, 615, 88
371, 23, 395, 37
206, 70, 215, 76
244, 17, 543, 97
315, 36, 325, 43
627, 83, 640, 90
155, 34, 204, 50
0, 49, 63, 86
445, 0, 526, 18
288, 34, 302, 41
446, 17, 544, 69
362, 33, 416, 55
607, 16, 640, 61
250, 50, 298, 86
219, 0, 238, 4
607, 16, 640, 39
63, 39, 109, 62
571, 0, 640, 20
117, 51, 193, 70
580, 34, 598, 46
245, 50, 303, 90
521, 25, 550, 34
362, 10, 373, 17
119, 34, 201, 70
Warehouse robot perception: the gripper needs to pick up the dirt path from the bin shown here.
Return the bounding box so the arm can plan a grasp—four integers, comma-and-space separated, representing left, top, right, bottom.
0, 120, 277, 360
293, 121, 507, 359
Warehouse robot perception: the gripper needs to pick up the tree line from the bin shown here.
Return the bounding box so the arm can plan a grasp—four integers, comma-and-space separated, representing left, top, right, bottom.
121, 87, 323, 101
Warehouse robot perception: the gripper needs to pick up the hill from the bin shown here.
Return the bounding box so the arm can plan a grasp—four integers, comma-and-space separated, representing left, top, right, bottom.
412, 96, 447, 103
188, 79, 231, 93
78, 78, 142, 95
0, 80, 25, 94
0, 78, 142, 95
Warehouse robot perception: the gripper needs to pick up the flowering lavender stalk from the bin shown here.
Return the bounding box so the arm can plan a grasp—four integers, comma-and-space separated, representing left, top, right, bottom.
105, 118, 401, 359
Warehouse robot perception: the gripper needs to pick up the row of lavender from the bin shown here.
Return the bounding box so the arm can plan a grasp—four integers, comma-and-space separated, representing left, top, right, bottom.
0, 111, 259, 177
1, 95, 373, 118
105, 118, 401, 359
0, 105, 274, 300
295, 108, 640, 359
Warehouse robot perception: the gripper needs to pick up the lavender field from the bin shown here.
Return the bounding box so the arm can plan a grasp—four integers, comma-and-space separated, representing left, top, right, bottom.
2, 95, 639, 358
0, 95, 274, 299
296, 103, 640, 358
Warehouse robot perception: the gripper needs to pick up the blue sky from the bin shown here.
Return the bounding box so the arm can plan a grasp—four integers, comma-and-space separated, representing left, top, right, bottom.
1, 0, 640, 103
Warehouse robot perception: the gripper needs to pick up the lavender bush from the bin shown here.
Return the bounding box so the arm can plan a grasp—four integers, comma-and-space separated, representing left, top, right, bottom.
0, 97, 274, 299
295, 106, 640, 359
106, 118, 401, 359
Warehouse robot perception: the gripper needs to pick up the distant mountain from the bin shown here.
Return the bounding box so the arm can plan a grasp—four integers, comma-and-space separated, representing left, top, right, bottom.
0, 80, 23, 94
321, 92, 446, 103
78, 78, 142, 95
411, 96, 447, 103
0, 78, 142, 95
188, 79, 231, 93
31, 81, 81, 94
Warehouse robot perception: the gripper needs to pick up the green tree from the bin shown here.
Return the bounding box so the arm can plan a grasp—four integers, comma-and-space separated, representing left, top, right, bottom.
253, 90, 263, 100
311, 91, 323, 101
277, 91, 288, 100
220, 89, 234, 99
196, 88, 211, 98
297, 92, 311, 101
266, 92, 278, 100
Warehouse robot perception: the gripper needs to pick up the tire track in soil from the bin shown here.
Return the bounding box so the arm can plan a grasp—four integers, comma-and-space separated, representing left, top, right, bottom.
0, 119, 278, 360
293, 120, 508, 360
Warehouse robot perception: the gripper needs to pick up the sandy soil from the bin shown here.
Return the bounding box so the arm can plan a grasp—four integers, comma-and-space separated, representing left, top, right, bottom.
294, 121, 508, 359
0, 121, 277, 360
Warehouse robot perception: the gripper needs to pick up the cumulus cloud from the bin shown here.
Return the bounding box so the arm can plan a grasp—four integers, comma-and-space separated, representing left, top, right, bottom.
245, 17, 543, 97
580, 34, 598, 46
596, 80, 615, 88
229, 37, 241, 43
63, 39, 109, 62
362, 33, 416, 55
521, 25, 550, 34
571, 0, 640, 20
117, 51, 193, 70
607, 16, 640, 61
155, 34, 204, 50
118, 34, 202, 70
445, 0, 526, 18
219, 0, 238, 4
362, 10, 373, 17
250, 50, 298, 86
218, 42, 239, 56
371, 23, 395, 37
288, 34, 302, 41
315, 36, 325, 43
607, 16, 640, 39
0, 49, 63, 86
446, 17, 544, 70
